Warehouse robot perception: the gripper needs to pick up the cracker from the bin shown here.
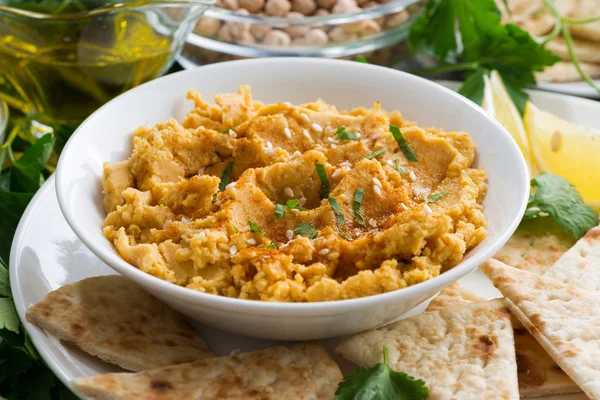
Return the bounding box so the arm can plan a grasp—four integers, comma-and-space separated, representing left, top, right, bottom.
72, 343, 342, 400
26, 275, 215, 372
336, 299, 519, 400
536, 62, 600, 83
425, 282, 486, 311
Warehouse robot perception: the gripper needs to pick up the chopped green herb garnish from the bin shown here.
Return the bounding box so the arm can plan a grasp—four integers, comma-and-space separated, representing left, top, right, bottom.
249, 221, 263, 235
294, 222, 318, 239
355, 55, 369, 63
231, 225, 239, 232
353, 188, 365, 226
426, 191, 449, 203
329, 197, 352, 240
390, 125, 418, 162
366, 148, 387, 160
336, 126, 358, 141
393, 159, 406, 175
315, 163, 330, 200
274, 199, 307, 219
335, 347, 429, 400
218, 161, 235, 192
218, 128, 230, 134
266, 243, 277, 249
274, 204, 286, 219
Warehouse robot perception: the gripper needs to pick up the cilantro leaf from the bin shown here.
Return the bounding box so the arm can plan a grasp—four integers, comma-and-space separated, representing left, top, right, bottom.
390, 125, 418, 162
336, 347, 429, 400
315, 163, 329, 200
275, 199, 307, 219
218, 161, 235, 192
522, 173, 598, 240
0, 298, 19, 334
366, 148, 387, 160
10, 134, 53, 193
266, 243, 277, 249
248, 221, 263, 235
294, 222, 318, 239
393, 159, 406, 175
218, 128, 231, 134
426, 191, 449, 203
353, 188, 365, 226
336, 126, 358, 141
328, 196, 351, 240
274, 204, 286, 219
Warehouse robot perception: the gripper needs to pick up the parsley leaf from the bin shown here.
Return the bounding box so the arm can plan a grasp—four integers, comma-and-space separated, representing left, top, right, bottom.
266, 243, 277, 249
353, 188, 365, 226
248, 221, 263, 235
355, 55, 369, 63
218, 128, 231, 134
294, 222, 318, 239
315, 163, 329, 200
393, 159, 406, 175
522, 173, 598, 240
426, 191, 449, 203
274, 204, 286, 219
0, 298, 19, 334
0, 259, 10, 298
336, 126, 358, 141
10, 134, 54, 193
275, 199, 307, 219
390, 125, 418, 162
336, 347, 429, 400
231, 224, 239, 233
328, 196, 351, 240
218, 161, 235, 192
366, 148, 387, 160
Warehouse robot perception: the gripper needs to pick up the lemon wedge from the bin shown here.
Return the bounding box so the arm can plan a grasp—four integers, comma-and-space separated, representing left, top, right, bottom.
482, 71, 536, 177
524, 102, 600, 208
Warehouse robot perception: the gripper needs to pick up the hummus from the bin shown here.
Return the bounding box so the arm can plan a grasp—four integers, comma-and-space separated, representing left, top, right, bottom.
102, 86, 487, 302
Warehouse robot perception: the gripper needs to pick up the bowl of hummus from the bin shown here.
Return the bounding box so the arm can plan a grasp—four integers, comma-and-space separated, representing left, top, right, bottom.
56, 58, 529, 340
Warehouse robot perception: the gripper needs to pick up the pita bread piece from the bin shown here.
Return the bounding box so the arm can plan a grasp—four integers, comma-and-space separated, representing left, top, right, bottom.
425, 282, 486, 311
536, 61, 600, 83
483, 259, 600, 399
556, 0, 600, 42
544, 225, 600, 291
336, 299, 519, 400
72, 343, 342, 400
26, 275, 214, 372
547, 36, 600, 63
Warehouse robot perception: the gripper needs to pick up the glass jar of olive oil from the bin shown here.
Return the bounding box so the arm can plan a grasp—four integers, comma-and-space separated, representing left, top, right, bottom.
0, 0, 214, 125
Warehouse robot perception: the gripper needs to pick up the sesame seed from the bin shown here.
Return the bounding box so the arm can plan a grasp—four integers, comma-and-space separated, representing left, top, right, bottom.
356, 132, 362, 138
226, 182, 237, 189
372, 177, 382, 187
319, 248, 330, 256
181, 217, 192, 224
328, 137, 336, 143
423, 204, 432, 215
197, 167, 205, 175
331, 144, 337, 148
197, 231, 206, 239
284, 127, 292, 139
372, 132, 381, 139
229, 246, 237, 255
293, 150, 302, 157
302, 129, 312, 140
286, 230, 294, 240
386, 159, 393, 166
368, 218, 377, 228
332, 169, 342, 178
340, 161, 352, 169
266, 141, 273, 149
247, 238, 257, 246
299, 113, 310, 122
163, 220, 172, 229
373, 185, 382, 196
401, 203, 408, 211
229, 129, 236, 137
312, 123, 323, 133
284, 187, 294, 197
264, 148, 275, 156
409, 171, 417, 182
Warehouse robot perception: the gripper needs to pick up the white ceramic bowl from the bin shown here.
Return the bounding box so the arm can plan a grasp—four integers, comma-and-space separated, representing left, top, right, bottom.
56, 58, 529, 341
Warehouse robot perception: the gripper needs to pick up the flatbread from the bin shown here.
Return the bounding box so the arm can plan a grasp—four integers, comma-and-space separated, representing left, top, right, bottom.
544, 225, 600, 291
26, 275, 215, 372
482, 259, 600, 399
497, 0, 556, 37
336, 299, 519, 400
536, 61, 600, 82
425, 282, 486, 311
556, 0, 600, 42
546, 36, 600, 63
72, 343, 342, 400
424, 281, 578, 397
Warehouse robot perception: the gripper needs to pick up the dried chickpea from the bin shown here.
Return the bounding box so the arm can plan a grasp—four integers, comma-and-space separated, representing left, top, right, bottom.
237, 30, 257, 44
361, 0, 376, 7
291, 0, 317, 15
291, 37, 307, 45
357, 19, 380, 36
314, 8, 329, 15
356, 0, 369, 5
220, 0, 240, 10
196, 16, 222, 36
239, 0, 265, 13
332, 0, 359, 14
285, 12, 310, 37
263, 29, 292, 45
250, 23, 272, 39
328, 26, 357, 42
265, 0, 291, 16
217, 24, 235, 42
304, 28, 328, 45
226, 9, 252, 40
386, 10, 409, 28
316, 0, 338, 10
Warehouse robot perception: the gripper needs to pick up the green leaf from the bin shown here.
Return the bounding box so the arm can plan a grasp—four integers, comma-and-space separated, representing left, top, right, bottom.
10, 134, 53, 193
266, 243, 277, 249
248, 221, 263, 235
218, 128, 231, 134
365, 148, 387, 160
393, 159, 406, 176
0, 298, 19, 334
355, 55, 369, 63
336, 347, 429, 400
523, 173, 599, 240
231, 224, 239, 233
218, 161, 235, 192
390, 125, 418, 162
336, 126, 358, 141
353, 188, 365, 226
503, 76, 529, 116
315, 163, 329, 200
293, 222, 318, 240
459, 69, 489, 106
0, 191, 33, 262
0, 259, 10, 298
426, 191, 449, 203
274, 204, 286, 219
285, 199, 307, 211
328, 196, 350, 240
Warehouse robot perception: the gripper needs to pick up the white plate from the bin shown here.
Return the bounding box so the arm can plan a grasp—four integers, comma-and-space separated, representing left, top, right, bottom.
11, 86, 598, 398
536, 80, 600, 99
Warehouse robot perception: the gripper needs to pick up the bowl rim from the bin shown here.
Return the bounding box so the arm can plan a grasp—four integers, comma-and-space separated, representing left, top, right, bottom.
56, 57, 529, 315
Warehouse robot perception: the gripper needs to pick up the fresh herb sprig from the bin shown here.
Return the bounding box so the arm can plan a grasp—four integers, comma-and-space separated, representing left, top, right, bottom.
336, 347, 429, 400
315, 163, 329, 200
294, 222, 318, 239
390, 125, 418, 162
218, 161, 235, 192
336, 126, 358, 141
366, 148, 387, 160
274, 199, 307, 219
353, 188, 365, 226
328, 196, 352, 240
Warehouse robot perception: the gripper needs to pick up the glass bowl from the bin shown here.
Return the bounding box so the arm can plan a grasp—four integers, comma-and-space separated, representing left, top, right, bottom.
180, 0, 422, 66
0, 0, 214, 125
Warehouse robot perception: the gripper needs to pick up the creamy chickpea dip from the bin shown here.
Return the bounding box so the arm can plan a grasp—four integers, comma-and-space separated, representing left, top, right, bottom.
102, 86, 487, 302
